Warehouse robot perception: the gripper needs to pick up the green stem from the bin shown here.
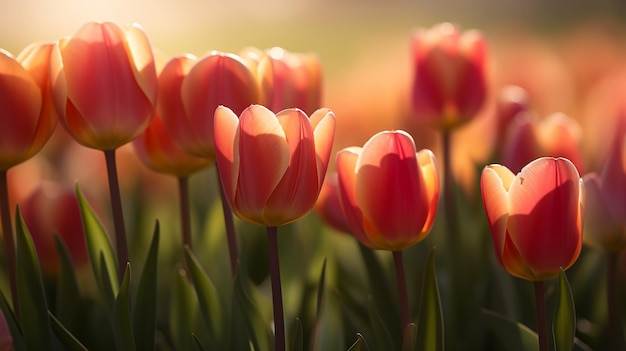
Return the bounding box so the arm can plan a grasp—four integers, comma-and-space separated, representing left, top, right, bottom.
104, 149, 128, 281
534, 280, 549, 351
608, 252, 622, 351
215, 166, 238, 276
393, 250, 410, 333
267, 226, 285, 351
177, 176, 192, 250
0, 170, 17, 315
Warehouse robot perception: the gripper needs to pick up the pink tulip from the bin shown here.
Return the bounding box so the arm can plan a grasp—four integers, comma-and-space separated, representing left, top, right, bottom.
214, 104, 335, 227
336, 130, 439, 251
481, 157, 584, 281
50, 21, 157, 150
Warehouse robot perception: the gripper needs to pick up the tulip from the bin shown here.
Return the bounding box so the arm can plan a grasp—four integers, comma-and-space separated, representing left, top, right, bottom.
481, 157, 583, 351
265, 47, 322, 115
411, 22, 487, 130
50, 21, 157, 150
214, 104, 335, 351
502, 112, 584, 174
336, 131, 439, 251
0, 42, 57, 312
336, 130, 439, 331
314, 173, 352, 235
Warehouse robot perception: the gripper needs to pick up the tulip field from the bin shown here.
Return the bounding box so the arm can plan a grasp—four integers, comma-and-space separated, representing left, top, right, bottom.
1, 2, 626, 351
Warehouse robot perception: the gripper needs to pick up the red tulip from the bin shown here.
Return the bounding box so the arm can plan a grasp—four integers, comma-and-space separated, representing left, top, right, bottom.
159, 52, 263, 159
411, 22, 487, 130
214, 104, 335, 227
50, 21, 157, 150
0, 43, 57, 170
314, 173, 353, 234
481, 157, 584, 281
583, 115, 626, 252
266, 47, 322, 115
336, 130, 439, 251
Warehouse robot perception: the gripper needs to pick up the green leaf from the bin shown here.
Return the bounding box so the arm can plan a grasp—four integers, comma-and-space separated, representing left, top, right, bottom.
290, 318, 303, 351
54, 235, 82, 334
553, 268, 576, 351
402, 323, 416, 351
184, 247, 222, 346
0, 292, 25, 351
49, 311, 88, 351
76, 185, 118, 297
115, 264, 135, 351
367, 296, 395, 351
15, 206, 53, 351
133, 222, 160, 351
483, 309, 539, 351
347, 333, 367, 351
192, 334, 206, 351
316, 258, 327, 319
169, 269, 201, 351
415, 247, 443, 351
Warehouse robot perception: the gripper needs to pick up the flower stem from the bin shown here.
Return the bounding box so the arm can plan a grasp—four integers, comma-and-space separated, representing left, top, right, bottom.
104, 149, 128, 281
0, 170, 17, 315
177, 176, 192, 249
534, 280, 549, 351
267, 226, 285, 351
608, 252, 622, 351
215, 167, 238, 276
393, 250, 410, 333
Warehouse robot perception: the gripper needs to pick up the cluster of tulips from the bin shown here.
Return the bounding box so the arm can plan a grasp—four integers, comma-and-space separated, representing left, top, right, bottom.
0, 19, 625, 351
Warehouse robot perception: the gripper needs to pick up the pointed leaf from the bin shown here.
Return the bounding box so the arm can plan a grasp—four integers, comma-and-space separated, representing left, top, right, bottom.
316, 258, 327, 319
290, 318, 303, 351
184, 247, 223, 345
0, 292, 25, 351
49, 311, 88, 351
76, 185, 118, 296
416, 248, 444, 351
367, 297, 395, 351
133, 222, 160, 351
553, 268, 575, 351
54, 235, 82, 333
115, 264, 135, 351
347, 333, 367, 351
170, 269, 202, 351
483, 309, 539, 351
192, 334, 206, 351
15, 207, 53, 351
402, 323, 416, 351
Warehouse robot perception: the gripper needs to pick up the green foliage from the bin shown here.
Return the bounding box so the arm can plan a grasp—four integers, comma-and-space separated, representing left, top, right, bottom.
483, 309, 539, 351
553, 269, 576, 351
415, 248, 444, 351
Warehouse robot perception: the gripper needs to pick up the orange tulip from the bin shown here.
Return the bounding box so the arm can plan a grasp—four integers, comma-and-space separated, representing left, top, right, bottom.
501, 112, 584, 173
583, 115, 626, 252
0, 43, 57, 170
50, 21, 157, 150
314, 173, 352, 234
336, 130, 439, 251
159, 52, 263, 159
265, 47, 322, 116
214, 104, 335, 227
411, 22, 487, 130
481, 157, 584, 281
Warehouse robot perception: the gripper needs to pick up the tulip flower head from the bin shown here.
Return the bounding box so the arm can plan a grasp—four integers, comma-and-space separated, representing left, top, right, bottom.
583, 115, 626, 252
0, 43, 57, 170
336, 130, 440, 251
214, 104, 335, 227
481, 157, 584, 281
50, 21, 158, 150
314, 173, 353, 234
411, 22, 487, 130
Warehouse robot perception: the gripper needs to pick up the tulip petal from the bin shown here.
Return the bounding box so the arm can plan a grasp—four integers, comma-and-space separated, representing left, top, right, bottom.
123, 23, 157, 107
233, 105, 289, 225
336, 147, 376, 248
214, 106, 241, 210
356, 131, 428, 249
480, 165, 513, 266
310, 108, 336, 191
264, 108, 317, 224
417, 149, 440, 234
507, 157, 582, 279
582, 174, 625, 251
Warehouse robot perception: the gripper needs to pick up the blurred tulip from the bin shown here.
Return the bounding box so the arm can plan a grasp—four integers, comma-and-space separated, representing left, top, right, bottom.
159, 52, 263, 160
336, 130, 439, 251
50, 21, 157, 150
583, 115, 626, 252
214, 104, 335, 227
501, 112, 584, 173
0, 43, 57, 171
495, 85, 529, 147
20, 182, 88, 278
0, 309, 11, 351
411, 22, 487, 130
314, 173, 352, 234
265, 47, 322, 115
480, 157, 584, 281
